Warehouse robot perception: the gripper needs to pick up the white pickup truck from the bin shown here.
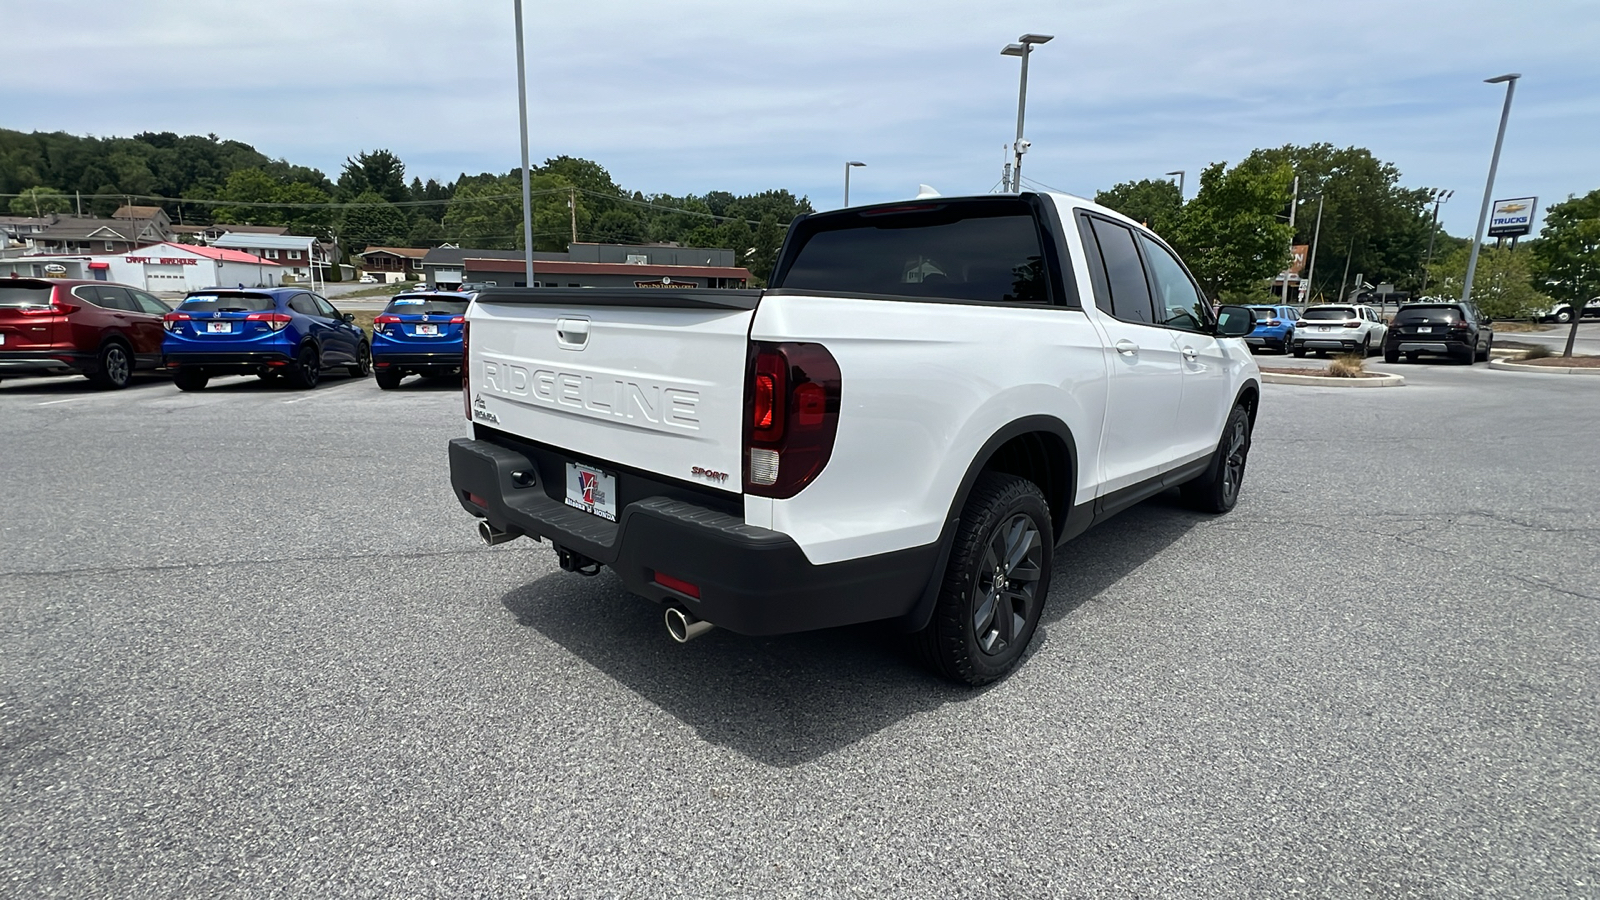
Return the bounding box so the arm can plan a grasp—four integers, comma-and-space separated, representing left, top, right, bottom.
450, 192, 1261, 684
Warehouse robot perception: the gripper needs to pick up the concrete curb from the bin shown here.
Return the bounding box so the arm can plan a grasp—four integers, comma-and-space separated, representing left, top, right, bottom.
1259, 371, 1405, 388
1489, 358, 1600, 376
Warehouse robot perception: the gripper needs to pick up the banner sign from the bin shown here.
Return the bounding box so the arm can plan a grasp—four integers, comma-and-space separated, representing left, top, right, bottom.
1488, 197, 1537, 238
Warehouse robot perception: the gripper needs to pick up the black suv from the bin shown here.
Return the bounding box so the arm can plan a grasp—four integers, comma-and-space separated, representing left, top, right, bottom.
1383, 301, 1493, 365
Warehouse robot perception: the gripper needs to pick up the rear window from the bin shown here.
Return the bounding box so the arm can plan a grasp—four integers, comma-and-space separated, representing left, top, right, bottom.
1302, 307, 1356, 321
385, 296, 470, 316
0, 283, 56, 308
1396, 305, 1462, 323
1249, 307, 1279, 318
179, 293, 276, 313
774, 198, 1054, 304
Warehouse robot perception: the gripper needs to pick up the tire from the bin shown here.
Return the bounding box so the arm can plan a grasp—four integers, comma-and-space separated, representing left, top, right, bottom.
375, 369, 404, 390
258, 369, 280, 382
347, 342, 371, 378
289, 343, 321, 389
88, 342, 132, 390
173, 369, 208, 392
1181, 404, 1252, 515
1357, 335, 1371, 358
1291, 347, 1306, 358
914, 472, 1052, 686
1555, 308, 1572, 324
1406, 352, 1419, 363
1477, 336, 1492, 362
1281, 331, 1294, 354
1457, 344, 1476, 365
1384, 346, 1399, 364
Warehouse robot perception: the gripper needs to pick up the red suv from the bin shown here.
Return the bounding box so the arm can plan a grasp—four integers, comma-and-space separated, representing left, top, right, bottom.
0, 277, 172, 389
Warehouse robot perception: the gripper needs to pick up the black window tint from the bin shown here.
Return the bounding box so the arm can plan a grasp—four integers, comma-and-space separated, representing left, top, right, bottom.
92, 286, 137, 311
777, 198, 1050, 304
1088, 218, 1154, 324
384, 297, 471, 316
180, 293, 275, 312
1139, 235, 1212, 332
1076, 215, 1113, 315
1395, 304, 1462, 323
288, 294, 319, 316
1302, 307, 1357, 321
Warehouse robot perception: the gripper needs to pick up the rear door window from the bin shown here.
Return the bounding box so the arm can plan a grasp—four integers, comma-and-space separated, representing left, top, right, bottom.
773, 197, 1065, 306
92, 286, 138, 311
288, 294, 321, 317
1085, 217, 1155, 324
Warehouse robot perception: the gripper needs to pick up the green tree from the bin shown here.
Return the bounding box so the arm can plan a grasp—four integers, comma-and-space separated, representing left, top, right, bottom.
9, 186, 70, 216
1170, 160, 1295, 296
276, 182, 334, 239
406, 217, 446, 247
1094, 178, 1182, 236
441, 174, 581, 252
213, 168, 284, 225
1427, 245, 1549, 319
1531, 190, 1600, 357
748, 214, 785, 285
339, 190, 409, 250
337, 149, 408, 203
590, 209, 645, 244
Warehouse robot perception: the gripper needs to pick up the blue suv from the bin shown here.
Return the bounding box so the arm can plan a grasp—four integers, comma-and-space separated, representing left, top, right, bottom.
1245, 304, 1300, 353
162, 288, 370, 391
371, 292, 469, 390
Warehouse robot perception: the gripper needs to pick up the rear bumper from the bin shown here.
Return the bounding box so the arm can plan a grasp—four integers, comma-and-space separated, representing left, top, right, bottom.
0, 350, 89, 376
448, 436, 936, 636
163, 350, 293, 371
373, 349, 462, 368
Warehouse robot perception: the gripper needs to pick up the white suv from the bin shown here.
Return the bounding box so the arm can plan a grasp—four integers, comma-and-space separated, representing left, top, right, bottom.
1292, 304, 1388, 357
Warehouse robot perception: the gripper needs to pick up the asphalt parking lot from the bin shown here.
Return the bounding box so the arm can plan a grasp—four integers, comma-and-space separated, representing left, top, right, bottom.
2, 363, 1597, 897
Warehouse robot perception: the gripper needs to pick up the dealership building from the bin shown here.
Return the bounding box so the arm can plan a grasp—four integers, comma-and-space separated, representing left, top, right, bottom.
0, 242, 282, 292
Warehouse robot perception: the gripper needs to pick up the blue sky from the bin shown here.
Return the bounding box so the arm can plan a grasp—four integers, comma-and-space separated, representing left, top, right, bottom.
8, 0, 1598, 236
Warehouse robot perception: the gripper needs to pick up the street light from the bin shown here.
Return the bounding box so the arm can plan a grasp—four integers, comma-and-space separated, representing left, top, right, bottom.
1001, 33, 1052, 192
1461, 73, 1521, 307
1166, 170, 1185, 200
844, 161, 866, 207
1419, 188, 1454, 295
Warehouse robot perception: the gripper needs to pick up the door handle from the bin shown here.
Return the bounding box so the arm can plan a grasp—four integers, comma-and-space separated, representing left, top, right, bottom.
556, 317, 590, 349
1114, 340, 1138, 356
1181, 347, 1197, 360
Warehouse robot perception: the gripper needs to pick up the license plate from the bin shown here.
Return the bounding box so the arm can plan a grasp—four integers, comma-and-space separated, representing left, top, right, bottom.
1417, 326, 1432, 333
1318, 326, 1330, 332
564, 463, 617, 522
415, 324, 439, 335
207, 322, 231, 333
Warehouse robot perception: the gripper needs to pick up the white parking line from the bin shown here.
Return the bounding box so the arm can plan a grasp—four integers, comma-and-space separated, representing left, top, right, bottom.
35, 397, 90, 406
281, 380, 369, 404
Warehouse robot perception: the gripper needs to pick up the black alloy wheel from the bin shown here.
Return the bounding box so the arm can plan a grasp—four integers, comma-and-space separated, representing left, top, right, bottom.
90, 343, 132, 389
1182, 404, 1252, 514
915, 472, 1053, 686
290, 344, 321, 389
348, 342, 371, 378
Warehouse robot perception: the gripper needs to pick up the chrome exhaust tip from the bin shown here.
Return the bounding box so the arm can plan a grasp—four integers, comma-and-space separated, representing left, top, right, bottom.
664, 606, 715, 643
478, 520, 518, 546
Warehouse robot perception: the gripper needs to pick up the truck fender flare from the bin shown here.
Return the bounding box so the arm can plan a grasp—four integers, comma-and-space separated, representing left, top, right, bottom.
897, 414, 1078, 634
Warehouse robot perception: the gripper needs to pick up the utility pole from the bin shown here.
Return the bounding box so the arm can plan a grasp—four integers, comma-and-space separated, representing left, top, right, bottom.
1304, 196, 1324, 304
569, 186, 577, 247
1289, 175, 1299, 229
1462, 74, 1520, 306
1338, 238, 1354, 303
513, 0, 536, 287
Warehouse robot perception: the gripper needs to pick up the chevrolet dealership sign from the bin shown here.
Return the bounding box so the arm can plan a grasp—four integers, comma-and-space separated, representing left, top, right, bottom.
1488, 197, 1538, 238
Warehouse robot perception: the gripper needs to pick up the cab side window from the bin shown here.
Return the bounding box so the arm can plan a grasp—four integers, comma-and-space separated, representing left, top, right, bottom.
288, 294, 320, 317
1138, 234, 1213, 333
1082, 217, 1155, 325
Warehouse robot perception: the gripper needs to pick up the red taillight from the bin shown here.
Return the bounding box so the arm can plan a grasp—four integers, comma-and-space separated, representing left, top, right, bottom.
22, 302, 76, 316
162, 312, 191, 332
743, 342, 841, 499
652, 572, 701, 599
245, 312, 292, 331
374, 314, 401, 324
1265, 319, 1281, 327
1344, 320, 1361, 328
449, 316, 465, 324
462, 320, 472, 420
1450, 320, 1470, 330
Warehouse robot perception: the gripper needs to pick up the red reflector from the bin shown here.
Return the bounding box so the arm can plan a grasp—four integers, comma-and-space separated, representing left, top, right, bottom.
466, 492, 488, 508
375, 361, 390, 368
653, 572, 701, 599
267, 360, 289, 367
449, 316, 465, 323
795, 381, 826, 426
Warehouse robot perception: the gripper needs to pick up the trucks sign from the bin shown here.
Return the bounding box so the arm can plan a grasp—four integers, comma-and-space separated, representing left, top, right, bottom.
1488, 197, 1538, 238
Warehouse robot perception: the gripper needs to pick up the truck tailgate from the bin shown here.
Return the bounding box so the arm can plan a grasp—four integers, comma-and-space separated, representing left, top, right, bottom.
466, 288, 759, 494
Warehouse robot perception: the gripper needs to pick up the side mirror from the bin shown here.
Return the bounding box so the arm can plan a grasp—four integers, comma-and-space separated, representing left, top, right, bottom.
1215, 305, 1256, 337
342, 313, 356, 323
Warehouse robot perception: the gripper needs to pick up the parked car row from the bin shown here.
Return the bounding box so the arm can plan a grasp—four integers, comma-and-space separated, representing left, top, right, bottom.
1245, 300, 1495, 365
0, 277, 466, 391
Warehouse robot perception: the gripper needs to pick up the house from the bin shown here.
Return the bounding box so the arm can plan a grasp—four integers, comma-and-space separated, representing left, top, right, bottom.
172, 222, 288, 245
31, 216, 153, 255
357, 247, 428, 283
111, 206, 175, 244
0, 241, 281, 292
211, 232, 323, 285
0, 216, 52, 255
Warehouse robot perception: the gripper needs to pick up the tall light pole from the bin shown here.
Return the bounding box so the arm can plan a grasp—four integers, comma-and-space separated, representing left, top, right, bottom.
1462, 73, 1520, 306
1166, 170, 1185, 200
844, 161, 865, 207
1304, 195, 1324, 305
513, 0, 535, 287
1001, 34, 1052, 193
1419, 188, 1454, 295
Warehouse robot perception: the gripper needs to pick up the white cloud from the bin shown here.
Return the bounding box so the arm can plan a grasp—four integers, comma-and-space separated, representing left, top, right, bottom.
7, 0, 1596, 234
